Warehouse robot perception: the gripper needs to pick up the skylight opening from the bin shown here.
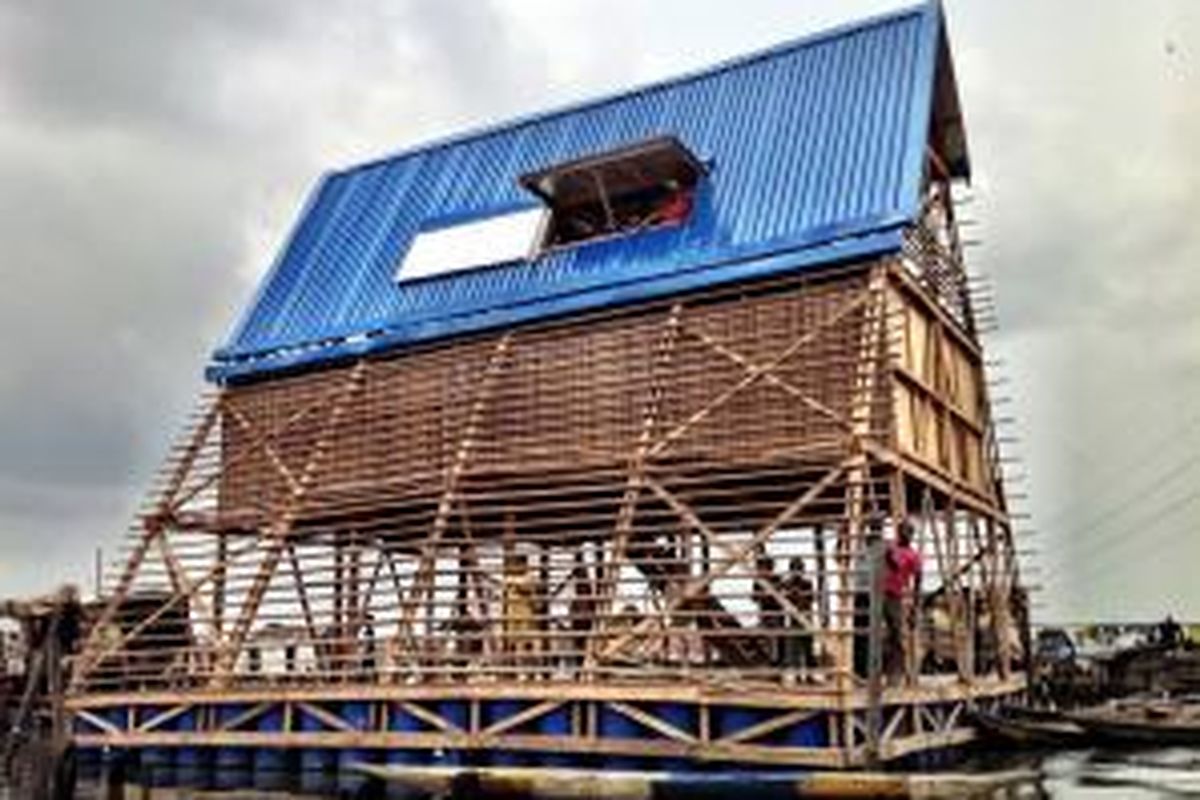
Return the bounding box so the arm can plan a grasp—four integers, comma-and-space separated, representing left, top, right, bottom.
395, 207, 545, 283
520, 136, 705, 252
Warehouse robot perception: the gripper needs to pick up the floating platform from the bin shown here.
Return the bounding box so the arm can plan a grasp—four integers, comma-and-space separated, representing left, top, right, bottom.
67, 3, 1028, 788
71, 677, 1022, 776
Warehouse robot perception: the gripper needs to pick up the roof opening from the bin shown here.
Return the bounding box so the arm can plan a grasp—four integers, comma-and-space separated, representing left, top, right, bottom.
395, 207, 545, 283
520, 136, 705, 251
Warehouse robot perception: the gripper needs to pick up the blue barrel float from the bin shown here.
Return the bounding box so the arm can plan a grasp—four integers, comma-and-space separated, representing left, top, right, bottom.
598, 704, 646, 771
298, 701, 338, 775
536, 701, 574, 768
138, 705, 175, 787
715, 704, 829, 755
170, 706, 208, 788
253, 703, 289, 789
337, 701, 376, 794
386, 701, 426, 766
483, 700, 527, 766
433, 700, 469, 767
652, 701, 698, 772
213, 703, 252, 790
74, 706, 130, 779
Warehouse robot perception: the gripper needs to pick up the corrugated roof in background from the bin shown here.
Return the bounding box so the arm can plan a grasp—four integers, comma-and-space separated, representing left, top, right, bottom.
211, 2, 952, 382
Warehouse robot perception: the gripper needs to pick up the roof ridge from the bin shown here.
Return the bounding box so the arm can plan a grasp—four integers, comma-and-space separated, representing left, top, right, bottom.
331, 2, 932, 179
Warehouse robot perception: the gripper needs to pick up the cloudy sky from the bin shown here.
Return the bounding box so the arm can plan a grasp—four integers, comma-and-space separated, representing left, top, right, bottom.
0, 1, 1195, 623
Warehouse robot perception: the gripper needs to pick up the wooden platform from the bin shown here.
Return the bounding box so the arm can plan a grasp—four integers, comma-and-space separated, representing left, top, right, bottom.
70, 675, 1023, 769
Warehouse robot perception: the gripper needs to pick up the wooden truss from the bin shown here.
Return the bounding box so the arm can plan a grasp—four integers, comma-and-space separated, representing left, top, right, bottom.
69, 676, 1022, 769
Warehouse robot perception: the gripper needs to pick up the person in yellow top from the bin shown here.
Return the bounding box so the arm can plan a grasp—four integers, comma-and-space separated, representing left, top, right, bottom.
503, 553, 539, 678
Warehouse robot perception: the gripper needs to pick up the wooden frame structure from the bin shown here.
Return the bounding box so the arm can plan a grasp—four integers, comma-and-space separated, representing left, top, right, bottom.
69, 160, 1026, 771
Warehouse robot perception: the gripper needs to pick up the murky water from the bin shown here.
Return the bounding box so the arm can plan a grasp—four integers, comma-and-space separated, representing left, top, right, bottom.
1015, 747, 1200, 798
39, 747, 1200, 798
959, 746, 1200, 798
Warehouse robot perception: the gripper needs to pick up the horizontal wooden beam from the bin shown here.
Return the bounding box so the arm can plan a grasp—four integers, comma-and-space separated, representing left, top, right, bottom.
68, 674, 1025, 714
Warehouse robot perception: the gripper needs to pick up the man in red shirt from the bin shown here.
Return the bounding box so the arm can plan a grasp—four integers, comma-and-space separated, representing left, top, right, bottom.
644, 179, 693, 228
883, 520, 922, 683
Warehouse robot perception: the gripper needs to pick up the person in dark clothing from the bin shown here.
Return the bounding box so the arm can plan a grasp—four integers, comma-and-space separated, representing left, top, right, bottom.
56, 586, 82, 655
360, 612, 377, 678
567, 551, 596, 670
752, 553, 784, 666
1159, 615, 1183, 649
781, 558, 815, 680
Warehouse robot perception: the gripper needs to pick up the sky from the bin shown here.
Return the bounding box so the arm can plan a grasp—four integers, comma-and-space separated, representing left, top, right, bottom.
0, 0, 1196, 623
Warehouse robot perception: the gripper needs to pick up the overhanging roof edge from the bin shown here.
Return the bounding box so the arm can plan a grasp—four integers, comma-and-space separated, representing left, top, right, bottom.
208, 226, 906, 384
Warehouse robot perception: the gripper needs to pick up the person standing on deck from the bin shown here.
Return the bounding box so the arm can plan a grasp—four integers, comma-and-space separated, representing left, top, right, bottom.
503, 553, 538, 679
360, 612, 376, 680
781, 558, 815, 684
567, 550, 596, 672
752, 553, 784, 669
1158, 615, 1183, 649
883, 521, 922, 684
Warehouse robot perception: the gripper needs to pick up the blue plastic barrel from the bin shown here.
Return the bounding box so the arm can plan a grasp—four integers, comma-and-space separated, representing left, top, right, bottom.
253, 704, 288, 787
598, 704, 645, 770
386, 702, 426, 765
483, 700, 527, 766
172, 707, 209, 787
298, 702, 337, 774
536, 702, 573, 768
652, 702, 697, 771
139, 706, 175, 786
213, 704, 252, 788
432, 700, 468, 766
337, 701, 376, 791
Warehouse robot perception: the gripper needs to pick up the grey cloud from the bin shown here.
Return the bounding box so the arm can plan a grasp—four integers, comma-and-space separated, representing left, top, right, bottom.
0, 2, 290, 135
0, 0, 544, 598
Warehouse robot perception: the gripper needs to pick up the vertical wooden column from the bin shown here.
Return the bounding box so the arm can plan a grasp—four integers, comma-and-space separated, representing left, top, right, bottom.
813, 524, 829, 631
348, 532, 362, 636
864, 532, 885, 767
839, 268, 888, 692
990, 518, 1014, 679
334, 537, 346, 681
213, 533, 227, 638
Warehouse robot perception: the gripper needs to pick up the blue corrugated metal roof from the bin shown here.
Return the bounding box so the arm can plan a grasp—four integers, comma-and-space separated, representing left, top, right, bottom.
210, 1, 960, 382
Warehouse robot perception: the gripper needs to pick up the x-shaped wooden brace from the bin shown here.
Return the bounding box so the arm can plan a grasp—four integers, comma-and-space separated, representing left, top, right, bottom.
75, 394, 223, 684
598, 463, 848, 662
589, 289, 871, 664
403, 334, 512, 645
214, 361, 367, 683
641, 291, 870, 463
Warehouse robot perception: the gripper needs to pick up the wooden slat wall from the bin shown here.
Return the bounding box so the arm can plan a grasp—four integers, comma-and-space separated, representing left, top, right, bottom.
888, 285, 989, 494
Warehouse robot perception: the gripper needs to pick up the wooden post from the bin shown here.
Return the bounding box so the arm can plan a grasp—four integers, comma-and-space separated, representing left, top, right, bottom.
813, 524, 829, 631
213, 533, 227, 638
865, 531, 885, 767
334, 536, 346, 680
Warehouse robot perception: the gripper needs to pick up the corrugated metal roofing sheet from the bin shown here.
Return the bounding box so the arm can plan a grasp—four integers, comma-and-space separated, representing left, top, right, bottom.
211, 2, 955, 382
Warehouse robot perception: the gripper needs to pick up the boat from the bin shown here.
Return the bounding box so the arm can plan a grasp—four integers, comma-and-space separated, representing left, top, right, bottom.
968, 705, 1092, 747
1068, 697, 1200, 745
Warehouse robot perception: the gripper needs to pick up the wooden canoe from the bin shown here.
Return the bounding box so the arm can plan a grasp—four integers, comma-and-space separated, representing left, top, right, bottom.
1068, 700, 1200, 746
968, 706, 1092, 747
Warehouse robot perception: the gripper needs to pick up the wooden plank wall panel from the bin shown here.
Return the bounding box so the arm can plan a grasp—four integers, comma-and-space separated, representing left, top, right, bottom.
889, 287, 990, 494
